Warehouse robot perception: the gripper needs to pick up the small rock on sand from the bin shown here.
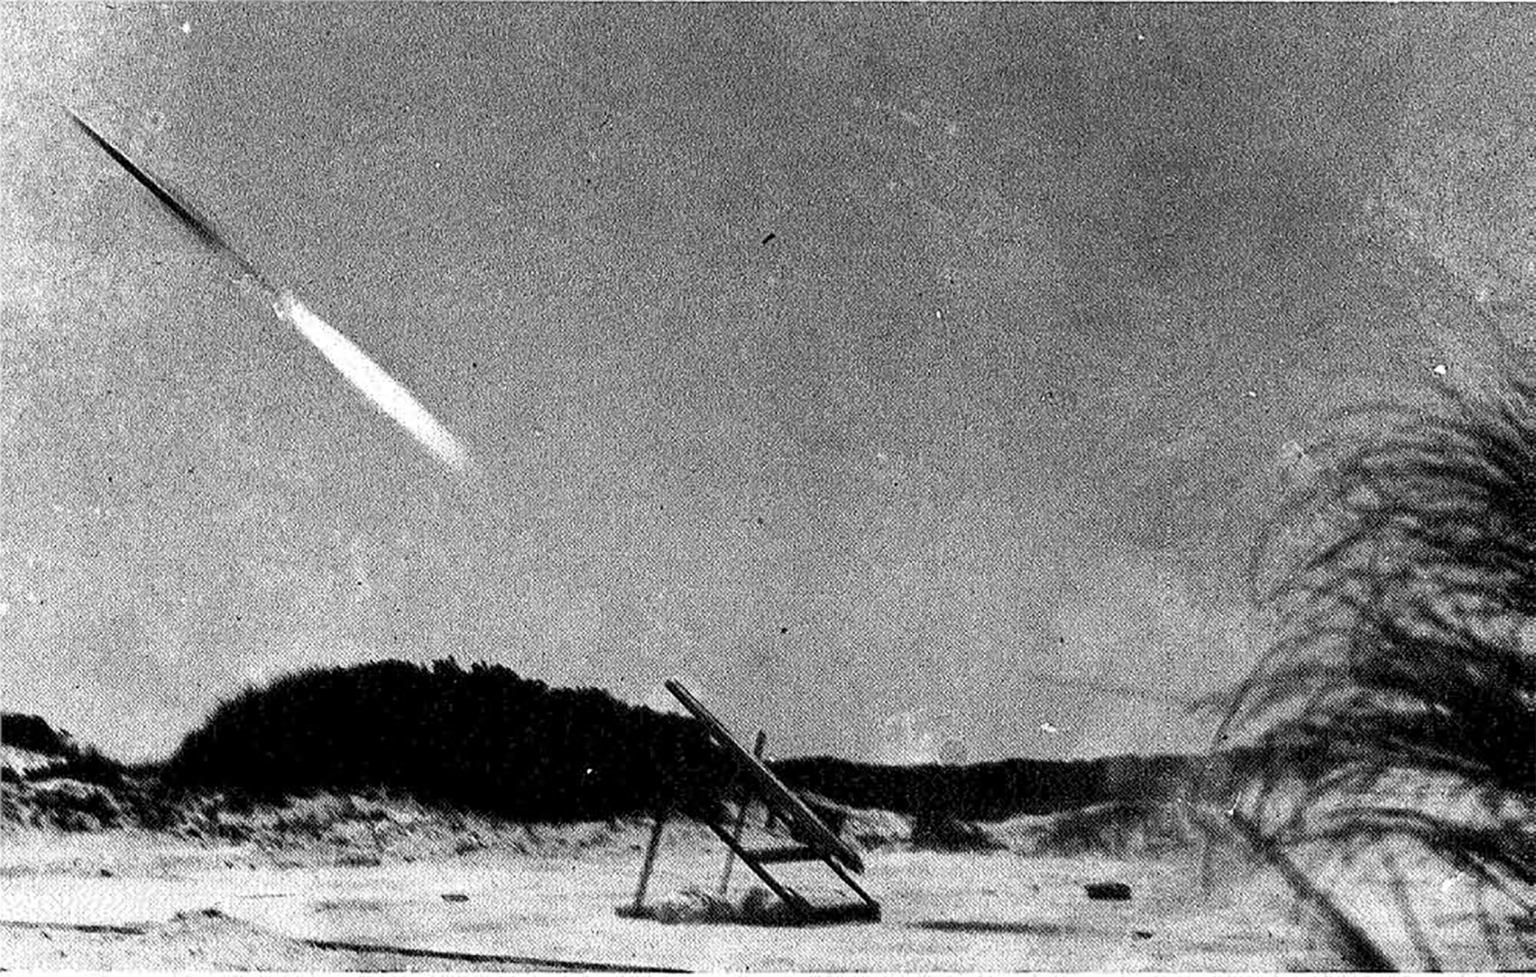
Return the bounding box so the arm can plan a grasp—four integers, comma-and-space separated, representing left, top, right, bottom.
1085, 881, 1132, 901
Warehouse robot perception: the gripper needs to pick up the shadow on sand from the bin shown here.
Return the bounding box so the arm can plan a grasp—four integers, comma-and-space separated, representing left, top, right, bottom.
911, 919, 1073, 937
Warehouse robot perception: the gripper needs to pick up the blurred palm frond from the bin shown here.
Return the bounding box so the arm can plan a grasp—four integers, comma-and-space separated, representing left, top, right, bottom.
1212, 372, 1536, 968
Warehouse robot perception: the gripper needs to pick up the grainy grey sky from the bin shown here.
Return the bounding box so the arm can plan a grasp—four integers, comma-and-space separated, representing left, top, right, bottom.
3, 5, 1532, 762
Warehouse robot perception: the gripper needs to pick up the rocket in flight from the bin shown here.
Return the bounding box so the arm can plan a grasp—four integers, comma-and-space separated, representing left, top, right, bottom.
65, 107, 469, 474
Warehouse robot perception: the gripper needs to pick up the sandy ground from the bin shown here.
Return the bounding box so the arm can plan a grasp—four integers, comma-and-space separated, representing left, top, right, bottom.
0, 823, 1340, 972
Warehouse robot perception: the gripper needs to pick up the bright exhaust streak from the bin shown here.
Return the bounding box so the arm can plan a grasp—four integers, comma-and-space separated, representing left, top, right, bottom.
273, 291, 468, 473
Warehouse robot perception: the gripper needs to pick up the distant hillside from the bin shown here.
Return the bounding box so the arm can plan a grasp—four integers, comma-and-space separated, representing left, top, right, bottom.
160, 658, 735, 822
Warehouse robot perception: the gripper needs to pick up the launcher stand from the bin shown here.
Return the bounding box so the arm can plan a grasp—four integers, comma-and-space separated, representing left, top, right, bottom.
625, 679, 880, 925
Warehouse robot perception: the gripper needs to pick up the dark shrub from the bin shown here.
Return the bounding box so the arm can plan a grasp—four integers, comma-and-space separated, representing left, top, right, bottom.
161, 658, 732, 822
1, 713, 80, 758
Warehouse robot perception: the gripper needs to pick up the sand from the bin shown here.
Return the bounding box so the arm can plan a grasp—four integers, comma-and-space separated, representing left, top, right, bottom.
0, 822, 1344, 972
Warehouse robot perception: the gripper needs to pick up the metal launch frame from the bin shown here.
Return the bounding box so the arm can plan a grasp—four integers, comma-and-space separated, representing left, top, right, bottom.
625, 678, 880, 925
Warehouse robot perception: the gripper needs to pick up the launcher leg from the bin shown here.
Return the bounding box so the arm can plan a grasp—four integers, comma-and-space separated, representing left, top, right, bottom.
822, 854, 881, 919
718, 730, 767, 896
631, 810, 668, 914
717, 800, 752, 896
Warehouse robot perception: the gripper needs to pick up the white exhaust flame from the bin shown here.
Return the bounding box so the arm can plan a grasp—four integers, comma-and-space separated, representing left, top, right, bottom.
273, 291, 468, 473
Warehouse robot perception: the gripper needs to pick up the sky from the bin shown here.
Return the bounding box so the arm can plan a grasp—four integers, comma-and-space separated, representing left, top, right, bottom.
3, 5, 1533, 763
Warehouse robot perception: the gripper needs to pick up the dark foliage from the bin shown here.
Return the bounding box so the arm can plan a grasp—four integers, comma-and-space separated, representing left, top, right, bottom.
1, 713, 80, 758
769, 753, 1193, 820
161, 659, 734, 823
27, 747, 128, 789
1214, 371, 1536, 966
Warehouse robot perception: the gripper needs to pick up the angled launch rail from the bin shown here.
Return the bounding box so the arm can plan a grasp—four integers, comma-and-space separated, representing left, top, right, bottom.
624, 679, 880, 925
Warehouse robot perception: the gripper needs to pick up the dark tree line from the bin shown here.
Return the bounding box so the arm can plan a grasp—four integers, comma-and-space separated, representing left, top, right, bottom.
773, 753, 1193, 821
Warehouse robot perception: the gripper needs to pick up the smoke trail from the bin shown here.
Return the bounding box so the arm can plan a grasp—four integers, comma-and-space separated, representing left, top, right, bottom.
273, 291, 468, 473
